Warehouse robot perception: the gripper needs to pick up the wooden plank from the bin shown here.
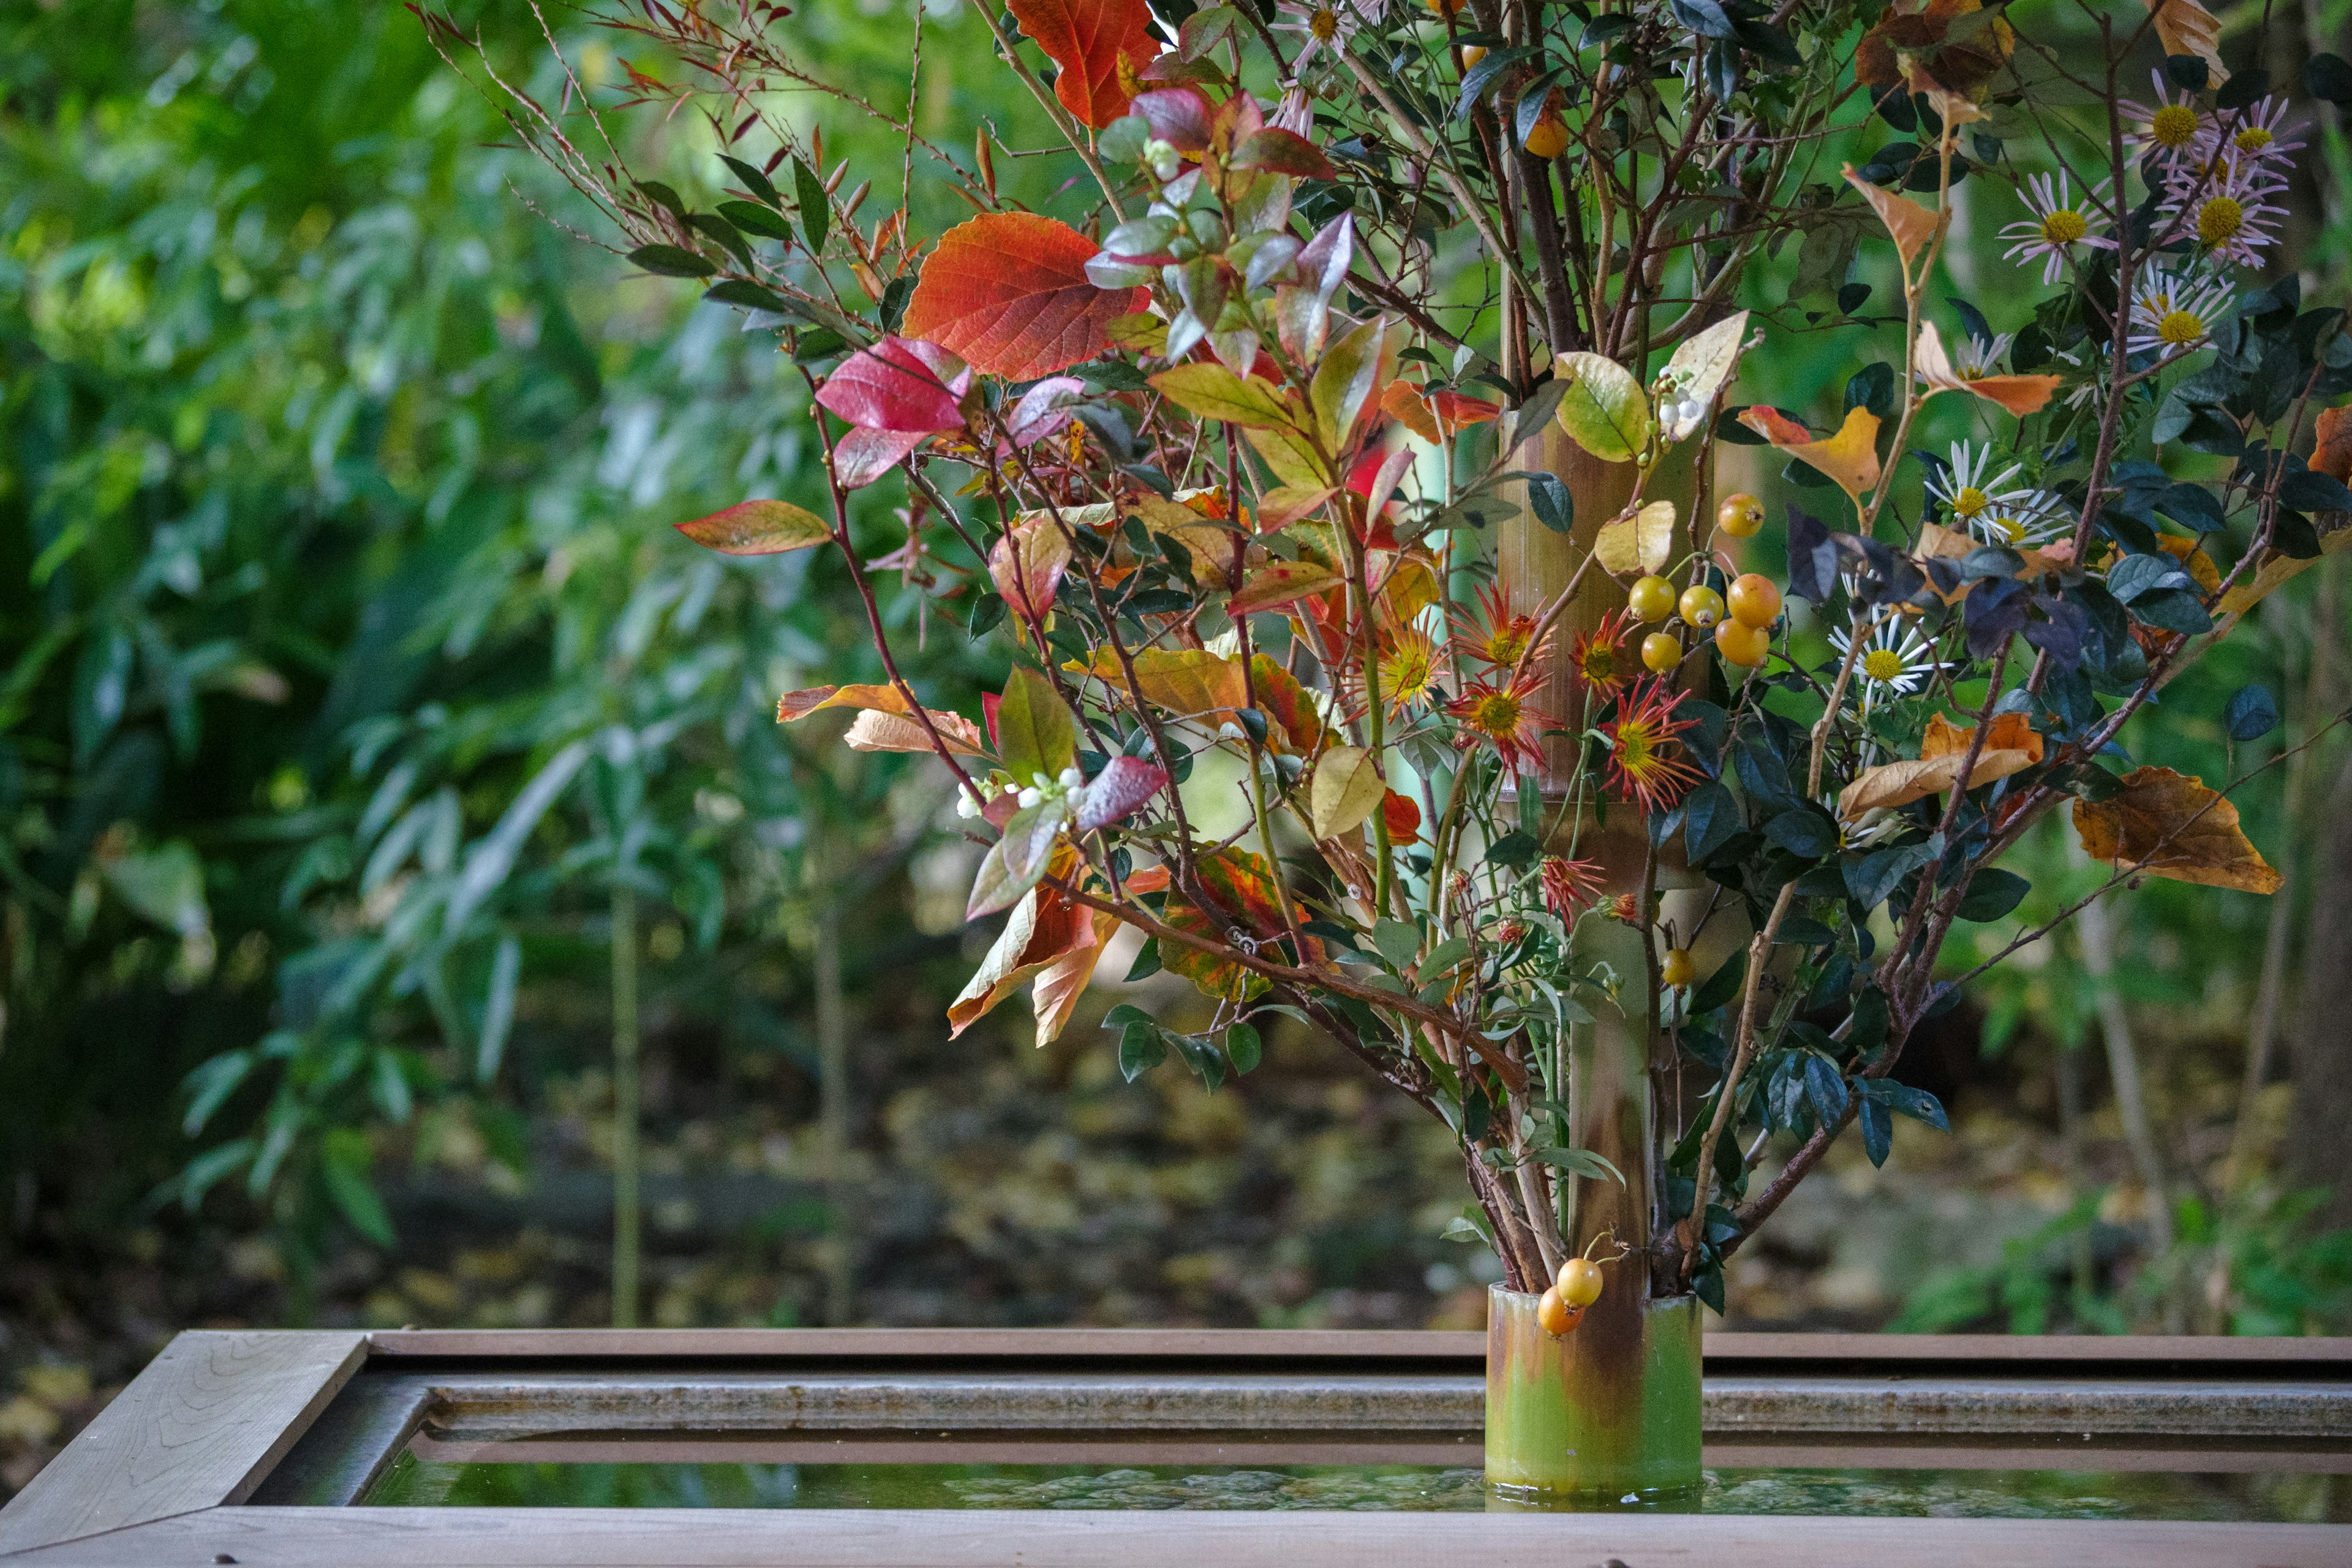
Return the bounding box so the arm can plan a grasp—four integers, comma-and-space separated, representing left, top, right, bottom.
0, 1331, 368, 1556
364, 1327, 2352, 1368
9, 1505, 2348, 1567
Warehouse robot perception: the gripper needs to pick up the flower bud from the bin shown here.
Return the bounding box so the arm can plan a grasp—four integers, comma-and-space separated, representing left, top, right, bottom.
1058, 767, 1084, 790
1017, 787, 1042, 810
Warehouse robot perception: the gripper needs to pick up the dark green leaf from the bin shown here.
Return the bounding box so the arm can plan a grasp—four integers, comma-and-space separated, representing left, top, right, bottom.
1118, 1019, 1167, 1080
2225, 684, 2280, 741
718, 200, 794, 240
793, 157, 830, 254
627, 244, 715, 279
1954, 867, 2029, 922
1226, 1020, 1263, 1073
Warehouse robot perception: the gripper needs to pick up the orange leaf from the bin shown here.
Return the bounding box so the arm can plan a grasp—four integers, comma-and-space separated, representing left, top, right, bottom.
1838, 712, 2041, 818
1382, 790, 1422, 839
778, 684, 914, 722
1738, 404, 1883, 501
2072, 766, 2279, 893
949, 848, 1095, 1038
1913, 322, 2060, 418
1008, 0, 1161, 127
842, 709, 986, 756
2313, 405, 2352, 485
903, 213, 1149, 380
778, 685, 984, 754
1380, 379, 1441, 443
1843, 164, 1939, 270
1250, 653, 1325, 754
1229, 559, 1344, 616
1920, 710, 2045, 766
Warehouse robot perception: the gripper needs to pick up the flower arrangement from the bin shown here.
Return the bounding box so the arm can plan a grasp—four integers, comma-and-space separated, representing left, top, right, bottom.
428, 0, 2352, 1496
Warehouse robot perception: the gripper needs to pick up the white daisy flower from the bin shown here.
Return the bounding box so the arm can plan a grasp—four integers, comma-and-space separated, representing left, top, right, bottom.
1273, 0, 1373, 67
1830, 616, 1940, 709
2120, 72, 2205, 164
2127, 266, 2236, 359
1999, 170, 2116, 286
1925, 442, 2041, 533
1840, 805, 1904, 850
2193, 95, 2304, 184
1973, 494, 2068, 548
2161, 162, 2288, 268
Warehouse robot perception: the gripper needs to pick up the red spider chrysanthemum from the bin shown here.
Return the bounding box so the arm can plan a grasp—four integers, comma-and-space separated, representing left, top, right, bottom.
1604, 891, 1643, 925
1538, 855, 1607, 920
1446, 662, 1555, 777
1602, 678, 1702, 815
1449, 579, 1550, 671
1568, 608, 1635, 699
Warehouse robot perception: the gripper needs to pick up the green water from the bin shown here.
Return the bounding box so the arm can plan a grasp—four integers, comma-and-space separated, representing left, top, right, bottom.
361, 1452, 2352, 1520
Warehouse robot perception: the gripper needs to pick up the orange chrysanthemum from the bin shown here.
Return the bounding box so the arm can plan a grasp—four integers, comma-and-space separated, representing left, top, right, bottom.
1569, 608, 1635, 698
1602, 679, 1702, 815
1446, 662, 1555, 776
1450, 580, 1550, 671
1538, 856, 1607, 919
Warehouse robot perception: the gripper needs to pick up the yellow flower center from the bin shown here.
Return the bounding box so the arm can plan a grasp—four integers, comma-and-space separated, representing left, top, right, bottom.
1990, 515, 2027, 544
1311, 5, 1340, 40
1615, 719, 1656, 771
1580, 645, 1618, 684
1952, 485, 1990, 518
2152, 104, 2199, 147
2234, 126, 2272, 153
2198, 196, 2244, 245
2040, 208, 2088, 246
2157, 307, 2205, 346
1862, 648, 1907, 683
1472, 692, 1521, 736
1383, 641, 1435, 706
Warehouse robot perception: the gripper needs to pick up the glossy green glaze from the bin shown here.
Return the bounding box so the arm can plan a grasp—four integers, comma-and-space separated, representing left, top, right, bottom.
1485, 1284, 1703, 1500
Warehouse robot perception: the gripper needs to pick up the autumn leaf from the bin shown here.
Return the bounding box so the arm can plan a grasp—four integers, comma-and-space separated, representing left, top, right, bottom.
2073, 766, 2279, 893
1913, 322, 2060, 418
1008, 0, 1161, 127
1838, 711, 2041, 817
2144, 0, 2228, 85
1843, 164, 1940, 271
842, 709, 985, 755
996, 667, 1077, 780
1072, 647, 1251, 725
1073, 756, 1168, 831
1855, 0, 2015, 99
1740, 404, 1883, 502
1152, 362, 1306, 431
1309, 745, 1385, 839
673, 498, 834, 556
1595, 500, 1678, 575
990, 508, 1074, 627
1382, 790, 1422, 839
813, 336, 970, 431
777, 684, 985, 753
1162, 850, 1316, 1001
2314, 405, 2352, 485
1229, 559, 1344, 616
1551, 352, 1653, 462
1250, 654, 1325, 755
2214, 522, 2352, 617
1029, 865, 1170, 1041
902, 213, 1149, 380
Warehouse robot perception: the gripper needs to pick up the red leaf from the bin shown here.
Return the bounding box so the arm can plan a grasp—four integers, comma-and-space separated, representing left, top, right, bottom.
813, 336, 970, 431
1381, 790, 1422, 839
1131, 87, 1214, 151
1006, 0, 1160, 128
903, 214, 1150, 381
1231, 127, 1333, 179
1004, 375, 1086, 450
1074, 756, 1169, 831
831, 426, 924, 489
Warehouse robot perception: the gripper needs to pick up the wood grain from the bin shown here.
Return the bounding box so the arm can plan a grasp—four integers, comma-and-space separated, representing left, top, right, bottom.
8, 1506, 2348, 1568
0, 1331, 366, 1555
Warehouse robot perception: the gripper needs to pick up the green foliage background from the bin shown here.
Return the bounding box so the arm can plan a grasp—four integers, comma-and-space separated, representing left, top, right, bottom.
2, 0, 2350, 1476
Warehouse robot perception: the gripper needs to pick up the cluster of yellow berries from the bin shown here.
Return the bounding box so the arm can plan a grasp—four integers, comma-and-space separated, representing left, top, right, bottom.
1624, 493, 1779, 672
1536, 1254, 1608, 1336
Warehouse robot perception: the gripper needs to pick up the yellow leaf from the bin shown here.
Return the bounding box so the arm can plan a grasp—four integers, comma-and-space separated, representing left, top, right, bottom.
1074, 648, 1250, 723
1921, 710, 2044, 765
1913, 322, 2060, 418
2144, 0, 2227, 85
1106, 312, 1169, 355
2214, 523, 2352, 617
1843, 164, 1939, 270
1309, 745, 1385, 839
1594, 500, 1677, 576
2073, 765, 2279, 894
1739, 404, 1883, 501
1245, 423, 1333, 490
778, 683, 910, 722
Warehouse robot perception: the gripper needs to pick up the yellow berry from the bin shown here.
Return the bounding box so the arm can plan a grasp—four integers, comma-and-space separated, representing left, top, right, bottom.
1628, 575, 1678, 623
1727, 573, 1782, 628
1523, 111, 1570, 160
1714, 617, 1770, 668
1556, 1256, 1604, 1308
1717, 492, 1765, 538
1536, 1283, 1583, 1336
1678, 584, 1725, 629
1660, 947, 1695, 988
1640, 631, 1683, 674
1459, 43, 1487, 69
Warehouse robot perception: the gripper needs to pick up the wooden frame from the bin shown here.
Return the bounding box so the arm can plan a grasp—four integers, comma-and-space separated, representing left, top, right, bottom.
3, 1330, 2347, 1566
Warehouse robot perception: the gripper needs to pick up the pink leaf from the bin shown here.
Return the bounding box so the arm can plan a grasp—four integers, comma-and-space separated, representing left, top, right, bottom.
1074, 756, 1170, 831
1132, 87, 1215, 151
1230, 127, 1334, 179
813, 336, 970, 432
831, 426, 925, 489
1005, 376, 1087, 450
